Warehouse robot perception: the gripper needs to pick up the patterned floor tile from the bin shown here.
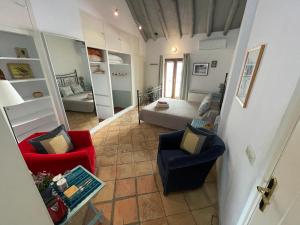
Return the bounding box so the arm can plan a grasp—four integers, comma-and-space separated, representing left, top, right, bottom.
160, 192, 189, 216
192, 206, 218, 225
114, 197, 139, 225
115, 178, 136, 198
135, 161, 153, 176
116, 163, 136, 179
137, 175, 157, 194
97, 165, 116, 181
138, 193, 165, 222
167, 212, 196, 225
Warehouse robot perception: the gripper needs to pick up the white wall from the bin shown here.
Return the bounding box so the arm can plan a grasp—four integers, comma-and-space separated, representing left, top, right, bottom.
144, 30, 239, 92
45, 35, 92, 87
0, 0, 32, 32
79, 0, 146, 56
218, 0, 300, 225
0, 110, 53, 225
110, 65, 132, 91
29, 0, 83, 40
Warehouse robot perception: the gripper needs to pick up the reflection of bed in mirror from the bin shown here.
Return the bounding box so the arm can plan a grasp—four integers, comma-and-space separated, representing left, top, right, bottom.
56, 70, 95, 113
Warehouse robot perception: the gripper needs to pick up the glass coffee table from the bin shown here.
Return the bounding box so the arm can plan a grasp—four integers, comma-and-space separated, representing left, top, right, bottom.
53, 166, 105, 225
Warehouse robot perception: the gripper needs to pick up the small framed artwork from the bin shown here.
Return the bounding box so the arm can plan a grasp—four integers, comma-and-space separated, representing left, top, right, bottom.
236, 44, 265, 108
211, 60, 218, 68
7, 63, 34, 79
15, 47, 29, 58
193, 63, 209, 76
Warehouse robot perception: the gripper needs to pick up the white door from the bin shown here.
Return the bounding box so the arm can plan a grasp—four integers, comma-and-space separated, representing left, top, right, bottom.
248, 116, 300, 225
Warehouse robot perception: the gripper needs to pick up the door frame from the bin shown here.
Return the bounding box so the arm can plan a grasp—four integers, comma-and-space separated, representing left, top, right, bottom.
238, 78, 300, 225
163, 58, 183, 98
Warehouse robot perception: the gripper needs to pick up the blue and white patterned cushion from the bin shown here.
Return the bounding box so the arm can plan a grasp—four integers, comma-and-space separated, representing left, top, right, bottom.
198, 94, 212, 116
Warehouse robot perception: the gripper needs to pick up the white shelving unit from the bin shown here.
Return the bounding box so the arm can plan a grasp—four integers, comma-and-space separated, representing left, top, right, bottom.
0, 57, 40, 61
108, 51, 132, 113
0, 30, 58, 142
87, 47, 114, 120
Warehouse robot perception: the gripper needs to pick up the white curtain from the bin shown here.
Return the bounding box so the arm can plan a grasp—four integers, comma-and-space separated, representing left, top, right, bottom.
158, 55, 164, 87
180, 53, 191, 100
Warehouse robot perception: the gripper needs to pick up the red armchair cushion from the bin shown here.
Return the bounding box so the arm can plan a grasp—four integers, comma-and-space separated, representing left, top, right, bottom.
18, 130, 96, 175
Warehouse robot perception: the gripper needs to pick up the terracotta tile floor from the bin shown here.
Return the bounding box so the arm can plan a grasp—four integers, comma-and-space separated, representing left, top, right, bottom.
78, 109, 218, 225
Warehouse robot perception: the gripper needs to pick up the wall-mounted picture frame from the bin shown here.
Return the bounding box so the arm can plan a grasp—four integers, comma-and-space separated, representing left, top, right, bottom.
236, 44, 265, 108
211, 60, 218, 68
15, 47, 29, 58
193, 63, 209, 76
7, 63, 33, 79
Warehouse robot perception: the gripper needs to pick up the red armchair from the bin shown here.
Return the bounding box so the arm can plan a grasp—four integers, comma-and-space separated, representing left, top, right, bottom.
18, 130, 96, 175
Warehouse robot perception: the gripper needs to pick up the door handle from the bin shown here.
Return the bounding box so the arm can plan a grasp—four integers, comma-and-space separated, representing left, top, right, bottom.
257, 177, 277, 212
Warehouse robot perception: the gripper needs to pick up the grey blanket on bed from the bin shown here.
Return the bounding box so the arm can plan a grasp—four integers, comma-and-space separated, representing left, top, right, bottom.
139, 98, 201, 130
62, 92, 95, 113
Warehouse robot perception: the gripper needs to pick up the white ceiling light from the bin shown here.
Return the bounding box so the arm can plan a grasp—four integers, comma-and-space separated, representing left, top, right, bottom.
114, 9, 119, 17
171, 47, 178, 53
138, 25, 142, 30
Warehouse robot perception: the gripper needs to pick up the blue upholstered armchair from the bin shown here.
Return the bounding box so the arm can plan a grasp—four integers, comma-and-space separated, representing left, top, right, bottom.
157, 129, 225, 195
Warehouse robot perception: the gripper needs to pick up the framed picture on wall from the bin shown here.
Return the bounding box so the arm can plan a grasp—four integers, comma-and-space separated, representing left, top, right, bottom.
193, 63, 209, 76
236, 44, 265, 108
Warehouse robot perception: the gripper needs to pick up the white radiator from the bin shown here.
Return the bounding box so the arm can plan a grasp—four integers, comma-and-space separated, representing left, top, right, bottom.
188, 90, 209, 102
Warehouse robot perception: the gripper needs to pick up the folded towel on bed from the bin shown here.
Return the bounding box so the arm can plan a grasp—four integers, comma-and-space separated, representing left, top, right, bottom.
86, 93, 93, 100
156, 101, 169, 109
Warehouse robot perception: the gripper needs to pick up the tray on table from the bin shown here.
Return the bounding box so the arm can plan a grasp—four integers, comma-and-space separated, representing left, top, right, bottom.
53, 166, 103, 210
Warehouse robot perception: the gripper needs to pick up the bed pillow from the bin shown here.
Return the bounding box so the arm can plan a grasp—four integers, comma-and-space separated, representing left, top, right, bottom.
198, 94, 212, 116
180, 124, 210, 154
60, 86, 74, 97
29, 125, 74, 154
71, 84, 84, 94
203, 109, 220, 123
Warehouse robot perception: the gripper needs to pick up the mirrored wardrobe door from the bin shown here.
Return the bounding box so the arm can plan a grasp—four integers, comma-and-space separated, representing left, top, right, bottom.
43, 33, 99, 131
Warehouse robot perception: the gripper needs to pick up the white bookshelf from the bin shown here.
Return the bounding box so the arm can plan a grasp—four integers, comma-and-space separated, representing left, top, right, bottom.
9, 78, 46, 83
0, 30, 58, 142
22, 96, 51, 103
11, 109, 54, 128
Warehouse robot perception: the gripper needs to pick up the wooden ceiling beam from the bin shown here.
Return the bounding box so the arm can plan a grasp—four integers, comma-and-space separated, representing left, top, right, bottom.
223, 0, 240, 35
139, 0, 157, 40
191, 0, 196, 37
207, 0, 216, 37
154, 0, 169, 40
174, 0, 183, 38
125, 0, 147, 41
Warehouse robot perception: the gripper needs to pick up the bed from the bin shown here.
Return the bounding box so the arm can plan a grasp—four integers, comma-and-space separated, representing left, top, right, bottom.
137, 83, 226, 130
139, 98, 201, 130
56, 70, 95, 113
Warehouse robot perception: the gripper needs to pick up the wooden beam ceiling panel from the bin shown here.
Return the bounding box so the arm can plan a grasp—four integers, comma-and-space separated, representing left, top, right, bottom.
223, 0, 240, 35
191, 0, 196, 37
154, 0, 169, 40
125, 0, 147, 41
139, 0, 157, 40
174, 0, 183, 38
207, 0, 216, 37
